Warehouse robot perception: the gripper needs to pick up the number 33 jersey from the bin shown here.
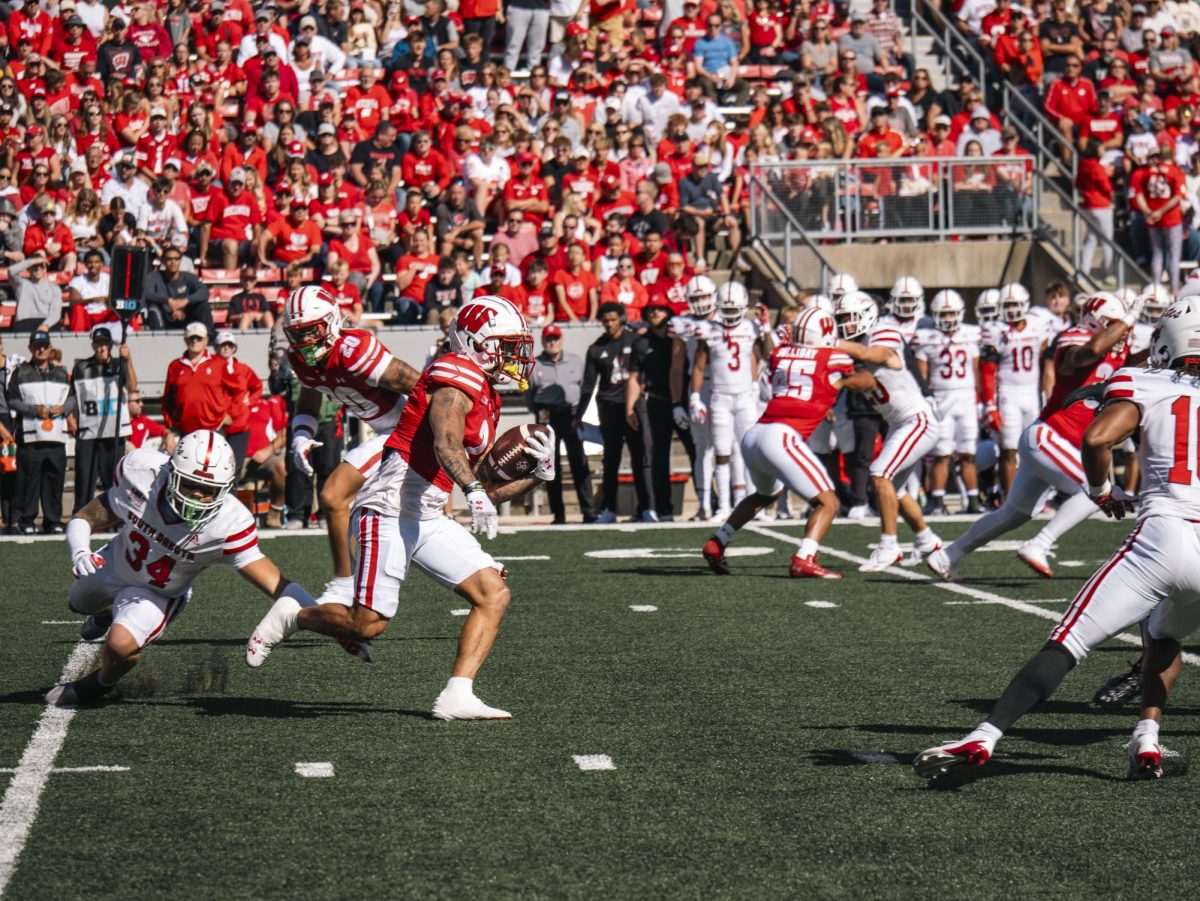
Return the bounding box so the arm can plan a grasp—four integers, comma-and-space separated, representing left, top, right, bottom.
703, 319, 761, 395
914, 325, 980, 394
103, 448, 263, 597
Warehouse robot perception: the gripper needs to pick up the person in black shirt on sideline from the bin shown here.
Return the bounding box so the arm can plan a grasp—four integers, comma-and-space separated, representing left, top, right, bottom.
628, 302, 687, 521
576, 302, 654, 523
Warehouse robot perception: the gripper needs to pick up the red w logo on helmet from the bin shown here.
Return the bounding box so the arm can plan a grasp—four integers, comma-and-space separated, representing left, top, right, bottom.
457, 303, 497, 332
820, 314, 835, 337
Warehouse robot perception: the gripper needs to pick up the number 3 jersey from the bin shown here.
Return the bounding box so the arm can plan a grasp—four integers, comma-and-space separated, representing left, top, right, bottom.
103, 448, 263, 597
1105, 367, 1200, 521
702, 319, 761, 395
759, 345, 855, 438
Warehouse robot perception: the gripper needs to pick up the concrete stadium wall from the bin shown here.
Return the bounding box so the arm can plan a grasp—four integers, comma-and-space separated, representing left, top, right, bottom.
800, 239, 1034, 292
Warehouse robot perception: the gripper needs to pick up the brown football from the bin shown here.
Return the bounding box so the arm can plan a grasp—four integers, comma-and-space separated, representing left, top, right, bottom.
476, 423, 552, 483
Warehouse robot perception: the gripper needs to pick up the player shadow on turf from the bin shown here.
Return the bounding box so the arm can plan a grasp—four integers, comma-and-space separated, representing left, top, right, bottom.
807, 748, 1127, 787
143, 696, 436, 719
601, 567, 728, 577
953, 697, 1200, 720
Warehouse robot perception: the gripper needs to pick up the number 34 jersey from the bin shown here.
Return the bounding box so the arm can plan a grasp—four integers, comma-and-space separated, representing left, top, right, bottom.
914, 325, 980, 394
104, 448, 264, 597
703, 319, 761, 395
1106, 367, 1200, 521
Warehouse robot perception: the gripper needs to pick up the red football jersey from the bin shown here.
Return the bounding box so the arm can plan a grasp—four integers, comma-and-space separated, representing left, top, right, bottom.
1039, 325, 1129, 445
286, 328, 406, 433
384, 353, 501, 492
759, 345, 855, 438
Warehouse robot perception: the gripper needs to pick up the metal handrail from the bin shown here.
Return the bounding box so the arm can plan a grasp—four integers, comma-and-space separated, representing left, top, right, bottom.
1034, 169, 1148, 293
747, 172, 837, 292
910, 0, 987, 91
1002, 82, 1077, 184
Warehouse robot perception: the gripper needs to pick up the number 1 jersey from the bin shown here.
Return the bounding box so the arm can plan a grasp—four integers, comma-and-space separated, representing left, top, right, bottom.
104, 448, 263, 597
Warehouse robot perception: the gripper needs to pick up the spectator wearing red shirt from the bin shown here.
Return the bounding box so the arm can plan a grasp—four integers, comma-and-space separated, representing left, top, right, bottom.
185, 163, 222, 264
474, 265, 527, 312
593, 174, 639, 223
1078, 91, 1124, 153
326, 259, 366, 327
343, 68, 393, 141
1132, 145, 1187, 292
502, 152, 551, 226
521, 259, 554, 327
600, 256, 650, 319
161, 324, 239, 436
328, 207, 384, 311
521, 225, 569, 279
857, 109, 905, 158
49, 15, 96, 72
259, 197, 321, 267
127, 389, 167, 451
1044, 54, 1098, 156
650, 251, 692, 314
24, 203, 77, 272
633, 231, 671, 287
746, 0, 790, 64
9, 0, 53, 57
135, 107, 175, 180
243, 391, 288, 528
208, 168, 263, 269
213, 328, 263, 471
401, 130, 453, 204
394, 228, 440, 323
220, 124, 268, 187
553, 242, 601, 322
1075, 142, 1116, 281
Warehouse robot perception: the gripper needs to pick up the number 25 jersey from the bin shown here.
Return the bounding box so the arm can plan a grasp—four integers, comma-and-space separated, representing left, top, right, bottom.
104, 448, 263, 597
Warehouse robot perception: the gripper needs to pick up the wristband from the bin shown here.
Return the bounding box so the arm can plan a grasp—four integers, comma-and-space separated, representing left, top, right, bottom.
1087, 479, 1112, 499
65, 517, 92, 559
464, 480, 484, 494
292, 412, 318, 438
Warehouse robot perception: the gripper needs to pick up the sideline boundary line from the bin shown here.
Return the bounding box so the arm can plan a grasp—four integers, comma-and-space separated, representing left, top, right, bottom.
0, 641, 100, 897
746, 524, 1200, 667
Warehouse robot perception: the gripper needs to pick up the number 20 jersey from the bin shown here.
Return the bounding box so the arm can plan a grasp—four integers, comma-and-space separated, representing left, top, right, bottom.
703, 319, 761, 395
287, 328, 407, 433
759, 345, 855, 438
104, 448, 263, 597
1106, 367, 1200, 521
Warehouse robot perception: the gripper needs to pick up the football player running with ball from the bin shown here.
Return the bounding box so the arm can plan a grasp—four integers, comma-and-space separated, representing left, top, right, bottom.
248, 297, 551, 720
702, 307, 873, 578
834, 291, 945, 572
282, 286, 422, 605
925, 291, 1142, 582
916, 295, 1200, 782
51, 432, 319, 705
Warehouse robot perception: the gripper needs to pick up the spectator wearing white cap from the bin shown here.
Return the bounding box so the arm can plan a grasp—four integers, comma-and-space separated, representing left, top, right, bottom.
214, 329, 263, 474
955, 105, 1003, 155
237, 8, 289, 66
291, 15, 348, 75
135, 105, 174, 181
100, 150, 149, 220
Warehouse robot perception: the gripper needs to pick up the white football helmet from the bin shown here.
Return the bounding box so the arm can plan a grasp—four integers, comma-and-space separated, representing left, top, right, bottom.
827, 273, 859, 306
1151, 295, 1200, 367
999, 283, 1030, 323
718, 281, 749, 327
1177, 278, 1200, 303
167, 429, 237, 528
976, 288, 1001, 324
793, 306, 838, 348
283, 285, 343, 366
1080, 291, 1127, 331
803, 293, 834, 313
1072, 291, 1092, 319
930, 289, 965, 333
835, 290, 879, 340
449, 295, 534, 390
685, 275, 717, 318
889, 276, 924, 319
1138, 285, 1171, 324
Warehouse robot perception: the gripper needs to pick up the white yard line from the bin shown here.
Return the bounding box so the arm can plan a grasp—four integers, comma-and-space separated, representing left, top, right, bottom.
746, 524, 1200, 667
572, 755, 615, 771
294, 762, 335, 778
629, 605, 658, 613
0, 766, 131, 775
0, 641, 100, 897
39, 621, 83, 626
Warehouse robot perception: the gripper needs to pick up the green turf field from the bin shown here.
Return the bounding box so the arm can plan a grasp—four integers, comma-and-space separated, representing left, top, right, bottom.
3, 516, 1200, 899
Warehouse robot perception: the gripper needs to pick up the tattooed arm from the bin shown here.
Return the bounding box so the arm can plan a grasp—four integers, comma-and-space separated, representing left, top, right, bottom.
429, 384, 479, 489
379, 357, 422, 394
72, 495, 121, 532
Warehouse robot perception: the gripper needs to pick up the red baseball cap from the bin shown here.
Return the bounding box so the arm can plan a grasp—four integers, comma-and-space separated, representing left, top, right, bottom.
318, 171, 333, 185
286, 140, 305, 158
542, 324, 563, 340
566, 22, 587, 38
290, 196, 309, 209
25, 125, 41, 138
518, 151, 538, 165
391, 70, 409, 88
601, 173, 620, 190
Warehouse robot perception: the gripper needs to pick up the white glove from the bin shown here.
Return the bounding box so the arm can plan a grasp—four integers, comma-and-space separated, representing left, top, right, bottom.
290, 433, 324, 478
524, 425, 557, 481
672, 404, 690, 431
1122, 293, 1145, 327
689, 392, 708, 424
71, 550, 99, 579
466, 485, 498, 539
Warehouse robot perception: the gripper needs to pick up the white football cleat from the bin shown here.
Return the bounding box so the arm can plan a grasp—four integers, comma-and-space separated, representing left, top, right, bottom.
245, 596, 301, 668
316, 575, 354, 606
1017, 541, 1055, 578
431, 688, 512, 720
846, 505, 869, 521
711, 507, 733, 523
1126, 732, 1164, 780
925, 547, 958, 582
859, 546, 903, 572
913, 737, 994, 779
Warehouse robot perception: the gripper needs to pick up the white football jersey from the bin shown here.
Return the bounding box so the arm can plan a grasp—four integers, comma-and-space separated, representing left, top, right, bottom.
1027, 305, 1073, 340
1106, 367, 1200, 521
670, 314, 716, 383
104, 448, 264, 597
1129, 321, 1156, 355
861, 326, 933, 424
877, 313, 931, 344
982, 319, 1045, 388
915, 325, 980, 394
703, 319, 761, 394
